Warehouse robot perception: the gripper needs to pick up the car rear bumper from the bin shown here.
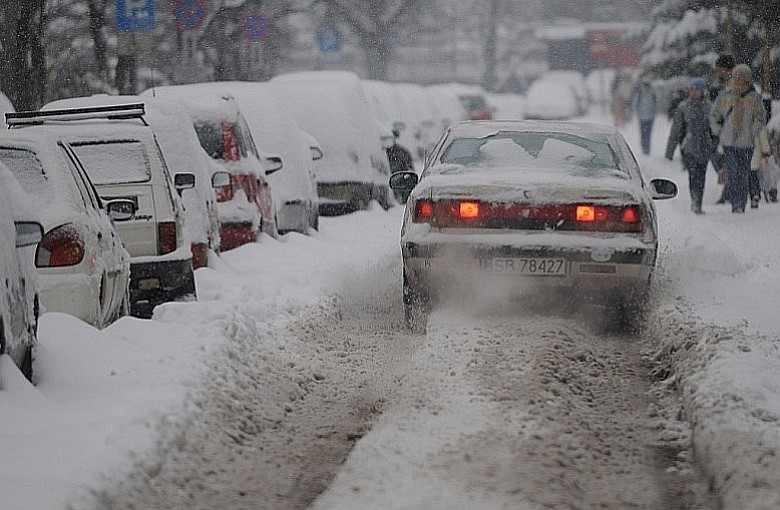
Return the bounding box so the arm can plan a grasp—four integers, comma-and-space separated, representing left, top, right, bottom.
402, 241, 656, 304
39, 273, 100, 325
129, 257, 196, 318
219, 222, 257, 252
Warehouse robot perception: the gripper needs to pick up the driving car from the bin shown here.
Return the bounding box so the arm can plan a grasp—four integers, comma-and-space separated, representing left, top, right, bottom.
0, 129, 132, 330
7, 103, 196, 319
0, 162, 42, 382
389, 120, 678, 332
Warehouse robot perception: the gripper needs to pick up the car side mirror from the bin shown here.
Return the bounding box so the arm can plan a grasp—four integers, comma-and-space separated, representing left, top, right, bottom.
389, 171, 419, 191
105, 199, 136, 222
649, 178, 678, 200
15, 221, 43, 248
211, 170, 231, 189
310, 146, 323, 161
265, 155, 283, 175
174, 172, 196, 196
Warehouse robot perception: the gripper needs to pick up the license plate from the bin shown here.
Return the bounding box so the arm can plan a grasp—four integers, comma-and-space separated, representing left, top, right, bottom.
479, 257, 567, 276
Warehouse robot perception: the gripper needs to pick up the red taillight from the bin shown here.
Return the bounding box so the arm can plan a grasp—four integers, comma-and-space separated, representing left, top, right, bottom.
36, 225, 85, 268
574, 204, 643, 232
414, 200, 435, 221
158, 221, 177, 255
621, 206, 640, 224
412, 199, 643, 232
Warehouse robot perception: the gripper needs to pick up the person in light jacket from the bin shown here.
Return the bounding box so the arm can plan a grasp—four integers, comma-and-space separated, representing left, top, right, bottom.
665, 78, 715, 214
710, 64, 767, 212
631, 78, 658, 155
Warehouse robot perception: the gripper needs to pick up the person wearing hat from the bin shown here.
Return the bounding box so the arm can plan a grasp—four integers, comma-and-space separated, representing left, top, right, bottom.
666, 77, 715, 214
710, 64, 768, 212
708, 54, 735, 102
709, 54, 736, 204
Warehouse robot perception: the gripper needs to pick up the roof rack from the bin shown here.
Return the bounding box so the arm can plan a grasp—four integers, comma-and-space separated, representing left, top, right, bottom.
6, 103, 148, 127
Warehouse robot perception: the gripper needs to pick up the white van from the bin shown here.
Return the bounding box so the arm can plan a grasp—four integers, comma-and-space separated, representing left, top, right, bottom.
8, 103, 196, 318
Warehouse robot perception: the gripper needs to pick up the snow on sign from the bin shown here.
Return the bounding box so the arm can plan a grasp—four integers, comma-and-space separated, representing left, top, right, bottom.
173, 0, 206, 30
243, 14, 270, 42
116, 0, 155, 32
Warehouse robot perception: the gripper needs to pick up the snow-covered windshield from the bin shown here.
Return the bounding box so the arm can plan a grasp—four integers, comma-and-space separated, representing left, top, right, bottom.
438, 131, 623, 177
0, 147, 53, 205
69, 140, 151, 184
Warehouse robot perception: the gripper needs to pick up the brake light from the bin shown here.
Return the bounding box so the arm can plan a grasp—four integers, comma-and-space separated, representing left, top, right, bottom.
411, 199, 643, 232
158, 221, 177, 255
36, 225, 85, 267
621, 206, 639, 223
459, 202, 480, 219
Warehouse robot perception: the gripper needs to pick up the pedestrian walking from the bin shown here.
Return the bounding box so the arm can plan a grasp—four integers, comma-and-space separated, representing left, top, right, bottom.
631, 78, 658, 155
710, 64, 768, 213
708, 54, 735, 204
665, 78, 715, 214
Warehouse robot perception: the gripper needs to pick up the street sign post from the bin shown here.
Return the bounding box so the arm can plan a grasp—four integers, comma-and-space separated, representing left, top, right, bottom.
116, 0, 155, 32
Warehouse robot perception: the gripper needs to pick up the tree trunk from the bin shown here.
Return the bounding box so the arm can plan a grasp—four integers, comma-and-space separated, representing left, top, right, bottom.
362, 33, 392, 80
0, 0, 46, 110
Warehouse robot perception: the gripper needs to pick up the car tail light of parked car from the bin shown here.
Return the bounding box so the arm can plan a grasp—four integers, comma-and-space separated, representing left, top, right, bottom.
411, 199, 644, 233
157, 221, 178, 255
35, 224, 85, 268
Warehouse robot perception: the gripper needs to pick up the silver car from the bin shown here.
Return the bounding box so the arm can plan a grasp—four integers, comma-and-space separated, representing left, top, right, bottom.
390, 120, 678, 332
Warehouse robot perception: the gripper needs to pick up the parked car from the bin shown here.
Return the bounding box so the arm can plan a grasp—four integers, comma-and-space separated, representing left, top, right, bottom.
45, 94, 229, 269
427, 83, 493, 121
390, 120, 678, 332
163, 81, 320, 235
524, 77, 582, 120
0, 129, 132, 330
543, 70, 591, 115
144, 89, 281, 250
8, 103, 196, 319
0, 162, 42, 382
269, 71, 393, 214
486, 92, 527, 121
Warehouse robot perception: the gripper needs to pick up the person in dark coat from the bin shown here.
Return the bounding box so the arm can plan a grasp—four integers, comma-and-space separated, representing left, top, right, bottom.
665, 77, 715, 214
630, 78, 658, 155
386, 129, 413, 174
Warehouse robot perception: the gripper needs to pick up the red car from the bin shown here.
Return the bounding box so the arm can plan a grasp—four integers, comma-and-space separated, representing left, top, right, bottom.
146, 88, 282, 251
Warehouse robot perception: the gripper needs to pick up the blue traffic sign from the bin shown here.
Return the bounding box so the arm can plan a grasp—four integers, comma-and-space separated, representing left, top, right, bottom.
317, 27, 341, 53
116, 0, 155, 32
243, 14, 270, 42
174, 0, 206, 30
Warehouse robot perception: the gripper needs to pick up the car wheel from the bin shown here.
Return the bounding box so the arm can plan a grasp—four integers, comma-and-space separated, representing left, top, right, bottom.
403, 271, 428, 334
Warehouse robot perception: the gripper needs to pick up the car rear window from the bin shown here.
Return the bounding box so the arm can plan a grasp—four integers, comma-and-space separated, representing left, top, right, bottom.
439, 131, 622, 176
0, 147, 53, 205
194, 122, 225, 160
69, 140, 152, 184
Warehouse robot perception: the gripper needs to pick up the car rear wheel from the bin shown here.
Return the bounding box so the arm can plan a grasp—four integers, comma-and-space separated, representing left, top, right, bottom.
403, 271, 428, 334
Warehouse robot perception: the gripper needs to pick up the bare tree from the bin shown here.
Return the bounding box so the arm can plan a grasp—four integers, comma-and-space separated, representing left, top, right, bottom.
0, 0, 46, 109
316, 0, 425, 80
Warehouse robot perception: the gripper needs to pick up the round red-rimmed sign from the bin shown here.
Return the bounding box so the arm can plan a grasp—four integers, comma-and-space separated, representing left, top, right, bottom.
173, 0, 206, 30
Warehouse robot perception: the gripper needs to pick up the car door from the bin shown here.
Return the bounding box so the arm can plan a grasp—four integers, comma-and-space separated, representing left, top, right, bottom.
59, 143, 126, 321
